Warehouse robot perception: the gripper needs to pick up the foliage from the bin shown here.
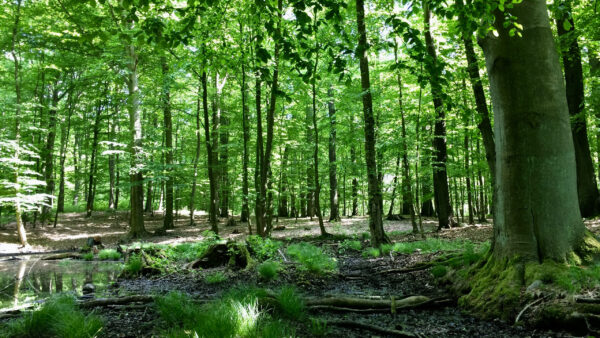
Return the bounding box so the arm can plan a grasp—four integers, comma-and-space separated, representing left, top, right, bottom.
82, 252, 94, 261
205, 271, 227, 284
0, 295, 103, 338
257, 261, 281, 281
431, 265, 448, 278
275, 286, 305, 320
286, 243, 337, 275
391, 238, 478, 255
97, 249, 121, 261
309, 317, 329, 336
246, 236, 283, 261
362, 247, 381, 258
337, 239, 362, 254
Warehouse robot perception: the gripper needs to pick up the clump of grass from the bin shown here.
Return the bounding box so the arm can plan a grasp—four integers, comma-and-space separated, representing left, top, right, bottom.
380, 243, 393, 255
286, 243, 337, 275
275, 286, 305, 320
309, 317, 329, 336
338, 239, 362, 254
1, 295, 103, 338
391, 238, 476, 254
97, 249, 121, 261
123, 254, 143, 276
431, 265, 448, 278
362, 247, 381, 258
81, 252, 94, 261
205, 271, 227, 284
258, 261, 281, 281
157, 289, 293, 338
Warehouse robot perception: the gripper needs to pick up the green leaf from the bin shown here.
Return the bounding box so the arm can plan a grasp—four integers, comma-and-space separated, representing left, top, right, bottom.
563, 19, 572, 31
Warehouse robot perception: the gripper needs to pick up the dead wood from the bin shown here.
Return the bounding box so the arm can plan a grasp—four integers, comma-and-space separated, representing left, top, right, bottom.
305, 295, 431, 310
326, 319, 417, 337
41, 252, 82, 260
78, 295, 154, 308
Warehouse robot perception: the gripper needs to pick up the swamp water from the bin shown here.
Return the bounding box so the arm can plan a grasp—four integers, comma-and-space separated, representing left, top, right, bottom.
0, 258, 123, 310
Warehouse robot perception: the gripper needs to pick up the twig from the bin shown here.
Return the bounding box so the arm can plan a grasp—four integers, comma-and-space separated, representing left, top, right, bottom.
515, 298, 544, 324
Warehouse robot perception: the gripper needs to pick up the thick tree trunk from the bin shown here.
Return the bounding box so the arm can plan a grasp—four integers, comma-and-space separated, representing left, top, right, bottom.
480, 0, 586, 261
162, 57, 174, 229
327, 87, 340, 222
355, 0, 389, 246
555, 1, 600, 217
126, 44, 146, 237
423, 1, 451, 230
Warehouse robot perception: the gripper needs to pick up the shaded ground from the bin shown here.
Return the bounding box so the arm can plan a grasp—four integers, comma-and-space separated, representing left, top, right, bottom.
1, 212, 589, 336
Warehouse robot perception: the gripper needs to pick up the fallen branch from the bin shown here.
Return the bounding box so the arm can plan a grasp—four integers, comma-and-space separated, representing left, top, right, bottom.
41, 252, 82, 260
575, 297, 600, 304
0, 249, 78, 258
515, 298, 544, 324
305, 295, 431, 310
78, 295, 154, 308
326, 319, 417, 337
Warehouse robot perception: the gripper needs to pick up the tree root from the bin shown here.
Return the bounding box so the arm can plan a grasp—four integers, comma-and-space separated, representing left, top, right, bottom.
326, 319, 417, 337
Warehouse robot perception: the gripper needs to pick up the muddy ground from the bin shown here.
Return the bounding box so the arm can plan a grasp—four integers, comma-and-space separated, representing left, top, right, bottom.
2, 212, 597, 337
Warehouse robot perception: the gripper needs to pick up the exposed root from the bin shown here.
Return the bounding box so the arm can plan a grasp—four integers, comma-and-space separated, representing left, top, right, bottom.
326, 319, 417, 337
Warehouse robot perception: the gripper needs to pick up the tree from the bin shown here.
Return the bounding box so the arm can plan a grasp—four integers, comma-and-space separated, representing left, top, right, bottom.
463, 0, 600, 317
327, 87, 340, 222
355, 0, 389, 246
161, 56, 174, 230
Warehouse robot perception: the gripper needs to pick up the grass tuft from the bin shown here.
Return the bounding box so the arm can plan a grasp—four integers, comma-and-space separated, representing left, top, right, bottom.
124, 254, 143, 276
362, 247, 381, 258
275, 286, 305, 320
97, 249, 121, 261
205, 271, 227, 284
82, 252, 94, 261
258, 261, 281, 281
1, 295, 103, 338
338, 240, 362, 254
286, 243, 337, 275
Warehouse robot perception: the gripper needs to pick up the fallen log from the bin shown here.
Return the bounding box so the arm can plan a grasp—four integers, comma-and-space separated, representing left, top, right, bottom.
41, 252, 82, 260
326, 319, 417, 337
305, 295, 431, 310
78, 295, 154, 308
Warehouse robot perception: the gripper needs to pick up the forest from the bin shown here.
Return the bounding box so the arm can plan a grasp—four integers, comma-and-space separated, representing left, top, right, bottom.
0, 0, 599, 336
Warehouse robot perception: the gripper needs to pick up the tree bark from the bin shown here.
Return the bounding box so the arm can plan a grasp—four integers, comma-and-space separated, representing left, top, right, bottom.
590, 53, 600, 187
189, 77, 202, 226
355, 0, 389, 246
555, 0, 600, 217
423, 0, 451, 230
161, 56, 174, 229
327, 87, 341, 222
126, 43, 147, 237
278, 146, 289, 217
201, 71, 219, 234
86, 98, 104, 218
40, 88, 60, 223
57, 90, 74, 215
240, 50, 251, 222
350, 146, 359, 217
311, 48, 327, 235
479, 0, 586, 261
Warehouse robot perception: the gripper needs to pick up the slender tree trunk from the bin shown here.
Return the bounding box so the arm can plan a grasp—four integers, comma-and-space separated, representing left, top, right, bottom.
189, 77, 202, 226
162, 56, 174, 229
57, 91, 74, 215
278, 146, 289, 217
219, 105, 229, 218
388, 152, 400, 218
355, 0, 389, 246
465, 133, 474, 224
240, 56, 250, 222
590, 53, 600, 187
108, 110, 117, 210
126, 43, 146, 237
423, 1, 451, 230
41, 88, 60, 223
305, 107, 315, 220
555, 1, 600, 217
351, 146, 359, 217
211, 73, 221, 218
202, 71, 219, 234
311, 47, 327, 235
86, 99, 103, 218
327, 87, 341, 222
11, 0, 26, 246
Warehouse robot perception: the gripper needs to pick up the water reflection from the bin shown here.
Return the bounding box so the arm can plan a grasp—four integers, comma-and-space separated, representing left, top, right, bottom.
0, 259, 123, 309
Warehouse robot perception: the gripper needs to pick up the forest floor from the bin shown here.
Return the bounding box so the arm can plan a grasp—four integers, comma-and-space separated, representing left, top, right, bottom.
2, 212, 597, 336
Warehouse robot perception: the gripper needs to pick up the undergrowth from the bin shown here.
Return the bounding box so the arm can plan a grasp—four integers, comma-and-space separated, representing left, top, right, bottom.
0, 295, 103, 338
287, 243, 337, 275
205, 271, 228, 284
98, 249, 121, 261
258, 261, 281, 280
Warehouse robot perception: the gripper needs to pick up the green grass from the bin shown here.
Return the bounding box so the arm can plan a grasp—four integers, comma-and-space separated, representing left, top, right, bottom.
156, 290, 296, 338
431, 265, 448, 278
246, 235, 283, 261
309, 317, 329, 336
286, 243, 337, 275
362, 247, 381, 258
275, 286, 305, 320
391, 238, 476, 254
97, 249, 121, 261
123, 254, 143, 276
0, 295, 103, 338
205, 271, 227, 284
338, 239, 362, 254
258, 261, 281, 281
82, 252, 94, 261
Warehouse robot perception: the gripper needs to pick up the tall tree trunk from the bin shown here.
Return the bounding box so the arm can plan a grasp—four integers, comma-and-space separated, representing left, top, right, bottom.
57, 91, 74, 215
423, 1, 451, 230
240, 53, 251, 222
41, 88, 60, 223
254, 69, 265, 234
355, 0, 389, 246
479, 0, 586, 260
189, 77, 202, 226
311, 47, 327, 235
108, 109, 117, 210
162, 56, 174, 229
465, 133, 474, 224
211, 73, 221, 218
86, 98, 103, 218
278, 146, 289, 217
126, 43, 147, 237
305, 107, 315, 220
555, 0, 600, 217
591, 53, 600, 186
351, 146, 359, 217
327, 87, 340, 222
476, 138, 486, 222
219, 105, 230, 218
11, 0, 26, 246
202, 71, 219, 234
